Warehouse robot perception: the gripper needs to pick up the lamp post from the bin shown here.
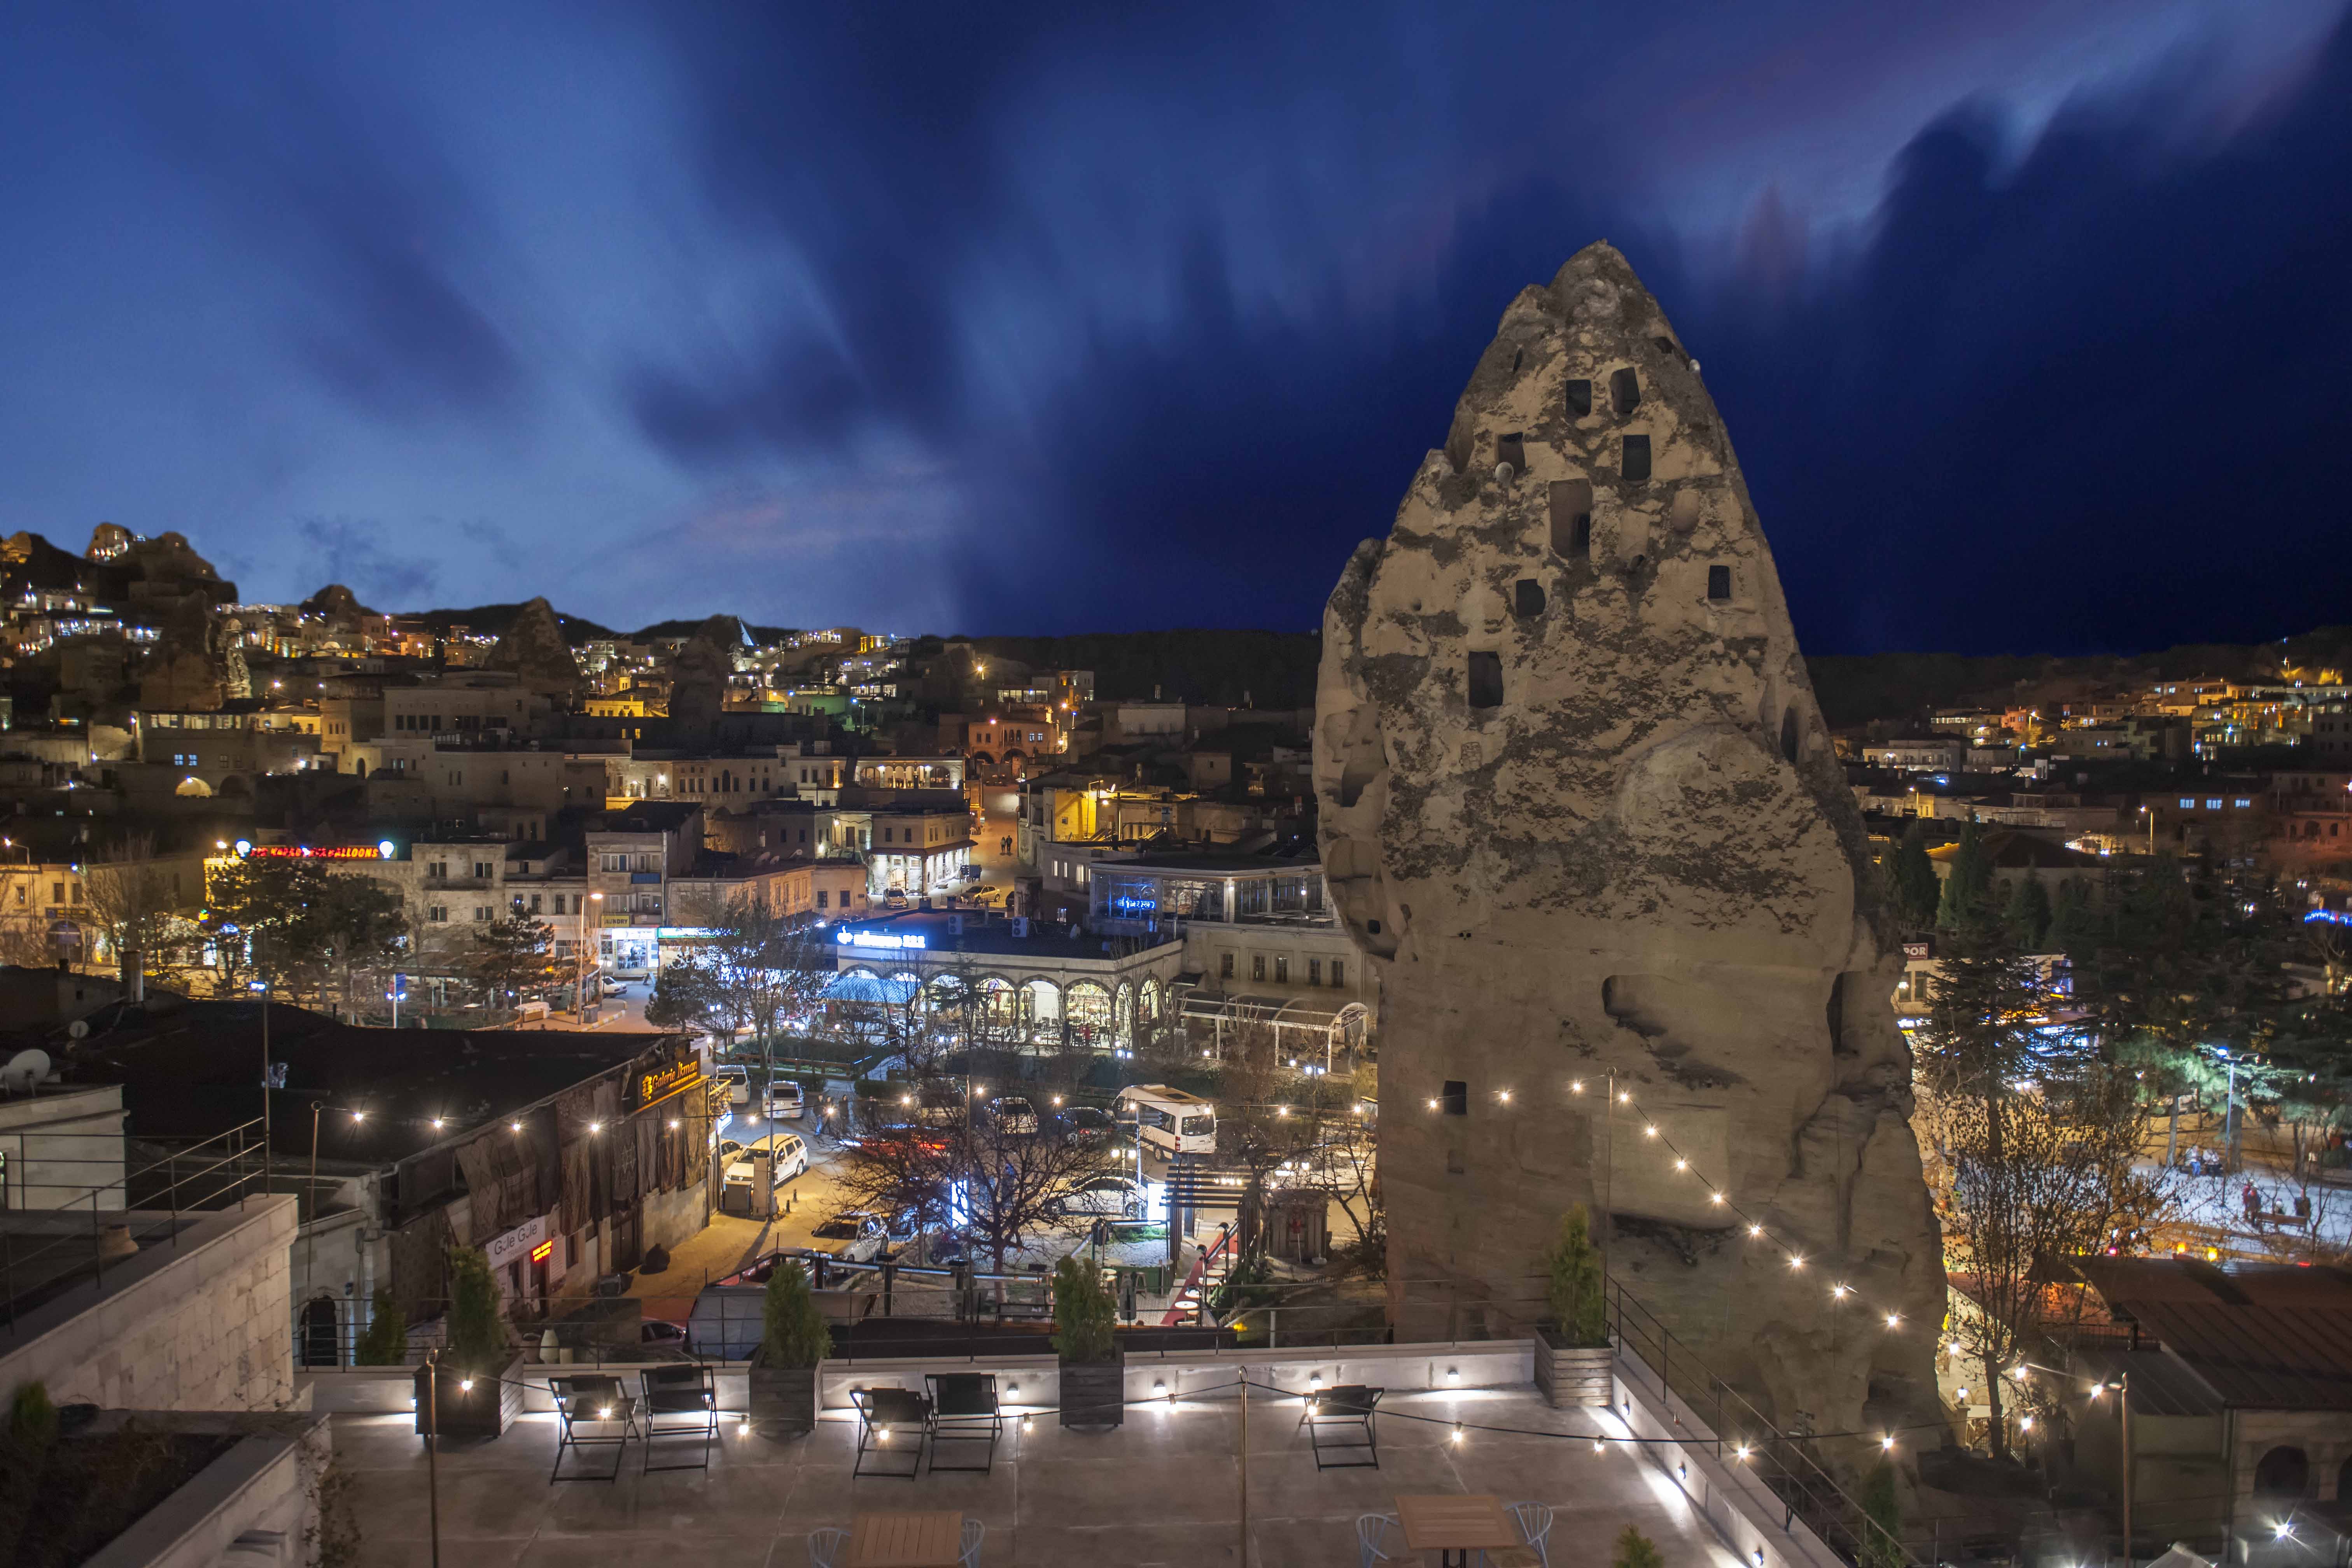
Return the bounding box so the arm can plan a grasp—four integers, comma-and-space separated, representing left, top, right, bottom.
575, 892, 603, 1024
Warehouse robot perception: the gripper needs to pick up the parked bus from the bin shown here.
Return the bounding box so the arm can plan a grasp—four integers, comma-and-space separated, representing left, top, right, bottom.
1115, 1084, 1217, 1157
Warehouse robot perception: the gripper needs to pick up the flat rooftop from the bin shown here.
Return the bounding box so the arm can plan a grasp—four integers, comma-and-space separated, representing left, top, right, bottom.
331, 1384, 1735, 1566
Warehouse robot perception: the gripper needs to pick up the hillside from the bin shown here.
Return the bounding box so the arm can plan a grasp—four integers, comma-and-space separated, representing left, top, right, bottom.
964, 629, 1321, 708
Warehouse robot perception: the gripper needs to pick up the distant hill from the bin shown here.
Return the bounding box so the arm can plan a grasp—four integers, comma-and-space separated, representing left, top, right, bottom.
409, 603, 621, 646
632, 617, 797, 644
964, 629, 1320, 708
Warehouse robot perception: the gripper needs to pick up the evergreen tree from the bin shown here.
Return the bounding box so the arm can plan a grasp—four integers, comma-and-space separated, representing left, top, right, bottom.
1893, 821, 1941, 933
470, 912, 558, 1004
1859, 1460, 1906, 1568
1936, 819, 1993, 932
1612, 1527, 1664, 1568
2047, 878, 2099, 960
2002, 876, 2053, 953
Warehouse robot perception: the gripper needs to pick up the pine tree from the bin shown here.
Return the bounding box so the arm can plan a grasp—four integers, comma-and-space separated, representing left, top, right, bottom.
2002, 876, 2052, 953
1937, 819, 1993, 932
1612, 1527, 1664, 1568
2047, 878, 2098, 960
1894, 821, 1941, 933
1859, 1460, 1906, 1568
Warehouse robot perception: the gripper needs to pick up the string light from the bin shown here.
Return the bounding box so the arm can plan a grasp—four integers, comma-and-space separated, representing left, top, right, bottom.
1748, 1223, 1763, 1237
1787, 1255, 1805, 1270
1673, 1158, 1687, 1171
1885, 1313, 1902, 1328
1643, 1125, 1659, 1138
1711, 1192, 1726, 1204
1571, 1080, 1585, 1094
1880, 1434, 1896, 1450
1451, 1423, 1464, 1444
1831, 1284, 1850, 1300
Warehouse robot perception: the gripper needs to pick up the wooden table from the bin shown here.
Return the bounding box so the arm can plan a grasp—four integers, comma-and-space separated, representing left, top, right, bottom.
1395, 1494, 1518, 1567
848, 1511, 966, 1568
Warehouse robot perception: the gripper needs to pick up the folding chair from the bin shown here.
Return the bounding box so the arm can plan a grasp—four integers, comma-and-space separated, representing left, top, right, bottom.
959, 1517, 985, 1566
924, 1373, 1004, 1474
807, 1528, 849, 1568
640, 1363, 718, 1473
1355, 1512, 1403, 1566
549, 1375, 637, 1482
1301, 1384, 1382, 1470
1508, 1501, 1554, 1566
851, 1386, 929, 1479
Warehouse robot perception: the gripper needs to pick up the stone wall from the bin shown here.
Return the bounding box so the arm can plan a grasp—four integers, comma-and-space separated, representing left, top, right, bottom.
1314, 243, 1942, 1435
0, 1195, 298, 1412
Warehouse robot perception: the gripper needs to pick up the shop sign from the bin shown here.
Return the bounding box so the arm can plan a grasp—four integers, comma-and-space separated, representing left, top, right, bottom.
600, 914, 635, 928
634, 1057, 704, 1111
1902, 941, 1932, 960
837, 929, 925, 951
234, 839, 396, 861
485, 1213, 548, 1271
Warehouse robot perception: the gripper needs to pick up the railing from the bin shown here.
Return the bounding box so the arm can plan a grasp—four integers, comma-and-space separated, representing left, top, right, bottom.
3, 1118, 269, 1332
1602, 1279, 1922, 1568
1162, 1222, 1236, 1325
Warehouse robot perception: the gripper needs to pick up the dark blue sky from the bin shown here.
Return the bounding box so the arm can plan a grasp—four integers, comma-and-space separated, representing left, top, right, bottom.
2, 3, 2345, 653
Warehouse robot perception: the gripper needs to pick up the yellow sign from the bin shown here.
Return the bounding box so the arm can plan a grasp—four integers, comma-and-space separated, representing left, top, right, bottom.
601, 913, 634, 928
636, 1060, 704, 1111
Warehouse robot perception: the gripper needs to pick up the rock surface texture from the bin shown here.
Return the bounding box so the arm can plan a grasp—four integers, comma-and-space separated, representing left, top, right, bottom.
485, 595, 583, 698
1315, 244, 1939, 1434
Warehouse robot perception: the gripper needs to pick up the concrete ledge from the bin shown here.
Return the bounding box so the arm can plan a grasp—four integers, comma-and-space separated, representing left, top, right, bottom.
1610, 1356, 1847, 1568
77, 1408, 329, 1568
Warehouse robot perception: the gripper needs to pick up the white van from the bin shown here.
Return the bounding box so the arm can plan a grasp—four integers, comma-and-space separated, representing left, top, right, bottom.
714, 1063, 750, 1107
1115, 1084, 1217, 1157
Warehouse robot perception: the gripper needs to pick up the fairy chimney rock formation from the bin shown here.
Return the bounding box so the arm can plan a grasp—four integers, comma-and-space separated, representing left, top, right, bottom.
485, 596, 583, 698
1314, 242, 1939, 1432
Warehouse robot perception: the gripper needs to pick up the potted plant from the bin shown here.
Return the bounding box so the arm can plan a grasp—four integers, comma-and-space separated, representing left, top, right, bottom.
415, 1246, 524, 1439
748, 1258, 830, 1438
1533, 1205, 1612, 1407
1052, 1255, 1122, 1430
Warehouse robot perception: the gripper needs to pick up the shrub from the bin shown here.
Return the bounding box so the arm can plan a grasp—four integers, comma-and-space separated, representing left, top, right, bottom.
1613, 1526, 1664, 1568
757, 1259, 832, 1369
1544, 1205, 1608, 1346
353, 1291, 408, 1367
1051, 1255, 1118, 1363
442, 1246, 509, 1375
1860, 1460, 1906, 1568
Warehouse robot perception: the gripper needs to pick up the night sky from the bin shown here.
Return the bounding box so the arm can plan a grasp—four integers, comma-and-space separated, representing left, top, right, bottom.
2, 3, 2347, 654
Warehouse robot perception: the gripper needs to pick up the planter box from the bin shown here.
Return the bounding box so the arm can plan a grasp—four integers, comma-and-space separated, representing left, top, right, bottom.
749, 1365, 819, 1438
415, 1353, 526, 1439
1059, 1355, 1124, 1430
1533, 1331, 1612, 1408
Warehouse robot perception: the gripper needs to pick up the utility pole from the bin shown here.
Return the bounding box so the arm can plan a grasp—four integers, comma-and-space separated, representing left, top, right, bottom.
2119, 1371, 2135, 1566
425, 1347, 442, 1568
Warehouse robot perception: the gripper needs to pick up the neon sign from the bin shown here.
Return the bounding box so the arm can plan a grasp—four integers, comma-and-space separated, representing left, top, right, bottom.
235, 841, 396, 861
836, 929, 926, 950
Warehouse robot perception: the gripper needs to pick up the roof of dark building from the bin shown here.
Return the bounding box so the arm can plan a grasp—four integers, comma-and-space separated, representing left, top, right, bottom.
838, 910, 1178, 962
2074, 1256, 2352, 1410
1929, 829, 2104, 870
592, 801, 702, 833
54, 997, 680, 1166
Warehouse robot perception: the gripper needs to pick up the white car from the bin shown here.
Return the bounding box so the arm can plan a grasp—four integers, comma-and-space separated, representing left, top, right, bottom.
714, 1064, 750, 1108
1056, 1175, 1142, 1218
987, 1096, 1038, 1135
722, 1133, 808, 1199
806, 1211, 888, 1265
766, 1080, 805, 1119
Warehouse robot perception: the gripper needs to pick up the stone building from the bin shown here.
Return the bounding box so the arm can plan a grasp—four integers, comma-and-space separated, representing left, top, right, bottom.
1314, 242, 1941, 1432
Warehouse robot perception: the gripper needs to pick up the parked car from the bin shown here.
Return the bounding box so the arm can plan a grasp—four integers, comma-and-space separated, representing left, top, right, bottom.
987, 1095, 1038, 1135
766, 1080, 805, 1119
714, 1063, 750, 1108
640, 1320, 688, 1349
721, 1133, 808, 1203
601, 980, 630, 998
806, 1211, 889, 1265
1055, 1174, 1142, 1218
914, 1084, 966, 1129
1055, 1106, 1115, 1147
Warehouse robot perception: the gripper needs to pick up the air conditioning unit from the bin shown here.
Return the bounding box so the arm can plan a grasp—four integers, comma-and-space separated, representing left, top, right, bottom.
1013, 917, 1030, 938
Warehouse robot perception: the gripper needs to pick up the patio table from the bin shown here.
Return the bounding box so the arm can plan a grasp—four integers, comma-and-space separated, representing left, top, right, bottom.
1395, 1493, 1518, 1567
848, 1511, 965, 1568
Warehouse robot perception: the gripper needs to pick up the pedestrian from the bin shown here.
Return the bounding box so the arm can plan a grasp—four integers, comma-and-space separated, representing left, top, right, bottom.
2243, 1181, 2261, 1222
2189, 1148, 2204, 1178
2297, 1190, 2314, 1222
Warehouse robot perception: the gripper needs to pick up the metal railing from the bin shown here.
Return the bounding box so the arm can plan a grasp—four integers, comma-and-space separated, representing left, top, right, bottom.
3, 1118, 269, 1331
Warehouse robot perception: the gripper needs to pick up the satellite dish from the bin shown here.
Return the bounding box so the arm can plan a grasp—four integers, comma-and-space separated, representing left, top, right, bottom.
1, 1049, 52, 1094
68, 1020, 88, 1040
1492, 461, 1516, 485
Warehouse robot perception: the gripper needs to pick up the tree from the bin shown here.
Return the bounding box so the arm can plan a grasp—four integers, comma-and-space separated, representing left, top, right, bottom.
1915, 922, 2174, 1458
354, 1290, 408, 1366
1612, 1527, 1664, 1568
1051, 1254, 1117, 1362
1858, 1460, 1906, 1568
2047, 878, 2099, 960
1543, 1206, 1607, 1345
202, 857, 329, 999
2001, 877, 2052, 953
442, 1245, 509, 1375
1893, 821, 1941, 933
78, 835, 185, 999
645, 960, 727, 1034
312, 872, 408, 1019
470, 912, 558, 1005
1936, 819, 1992, 931
835, 1110, 1113, 1276
756, 1259, 831, 1369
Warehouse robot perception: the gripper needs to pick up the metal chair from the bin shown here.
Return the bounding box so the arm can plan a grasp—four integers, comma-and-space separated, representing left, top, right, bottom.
1355, 1512, 1402, 1566
851, 1386, 929, 1479
925, 1372, 1004, 1474
1508, 1501, 1555, 1566
807, 1528, 848, 1568
959, 1517, 985, 1566
549, 1375, 637, 1482
1302, 1384, 1382, 1469
640, 1363, 718, 1473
